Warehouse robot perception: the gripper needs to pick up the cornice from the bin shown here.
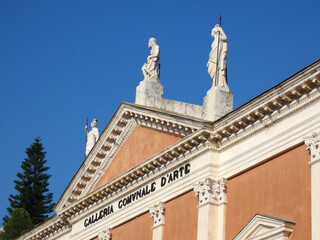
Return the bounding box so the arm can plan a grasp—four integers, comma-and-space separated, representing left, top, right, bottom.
208, 66, 320, 150
21, 128, 210, 240
57, 129, 208, 221
55, 103, 205, 213
16, 215, 70, 240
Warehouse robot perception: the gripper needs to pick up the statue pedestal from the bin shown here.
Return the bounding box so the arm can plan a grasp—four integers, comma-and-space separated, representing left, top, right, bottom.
135, 78, 164, 106
202, 87, 233, 121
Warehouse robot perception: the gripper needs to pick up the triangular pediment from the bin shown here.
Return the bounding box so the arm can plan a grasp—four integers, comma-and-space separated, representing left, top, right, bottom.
54, 102, 206, 213
234, 214, 295, 240
91, 125, 182, 191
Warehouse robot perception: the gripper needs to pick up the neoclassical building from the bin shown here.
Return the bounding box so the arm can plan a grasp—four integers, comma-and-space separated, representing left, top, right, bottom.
19, 26, 320, 240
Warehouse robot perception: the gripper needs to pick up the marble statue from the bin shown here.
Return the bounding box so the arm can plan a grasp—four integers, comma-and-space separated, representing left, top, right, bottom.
85, 119, 99, 156
207, 24, 229, 90
142, 37, 160, 80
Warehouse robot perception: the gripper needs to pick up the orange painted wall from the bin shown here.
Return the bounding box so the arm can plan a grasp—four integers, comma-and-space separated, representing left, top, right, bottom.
94, 126, 182, 190
112, 212, 152, 240
163, 190, 198, 240
225, 144, 311, 240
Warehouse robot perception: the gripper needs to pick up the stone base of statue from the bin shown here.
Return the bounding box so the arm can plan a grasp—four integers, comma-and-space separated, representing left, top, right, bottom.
135, 77, 164, 106
202, 86, 233, 121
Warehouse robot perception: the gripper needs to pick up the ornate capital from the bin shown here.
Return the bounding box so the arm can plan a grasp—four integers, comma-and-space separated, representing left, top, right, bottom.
98, 228, 112, 240
194, 178, 227, 206
149, 202, 165, 228
304, 131, 320, 165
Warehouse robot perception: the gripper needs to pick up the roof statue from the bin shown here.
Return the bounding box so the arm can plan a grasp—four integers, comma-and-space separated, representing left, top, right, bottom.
85, 119, 99, 156
141, 37, 160, 81
202, 21, 233, 121
207, 24, 229, 91
136, 37, 163, 106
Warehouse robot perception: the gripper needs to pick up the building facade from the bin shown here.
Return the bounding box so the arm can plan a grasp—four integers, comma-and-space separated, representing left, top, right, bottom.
18, 28, 320, 240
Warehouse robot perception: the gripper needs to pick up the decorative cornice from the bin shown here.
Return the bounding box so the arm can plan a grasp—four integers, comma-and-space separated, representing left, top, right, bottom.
208, 67, 320, 150
98, 228, 112, 240
149, 202, 165, 228
193, 178, 227, 206
16, 215, 70, 240
304, 131, 320, 165
55, 105, 204, 212
58, 129, 208, 221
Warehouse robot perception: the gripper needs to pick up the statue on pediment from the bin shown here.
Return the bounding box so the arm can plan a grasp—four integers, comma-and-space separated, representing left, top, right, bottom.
142, 37, 160, 81
85, 119, 99, 156
207, 24, 229, 90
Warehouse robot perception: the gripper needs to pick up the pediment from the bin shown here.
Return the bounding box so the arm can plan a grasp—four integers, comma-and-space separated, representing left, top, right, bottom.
234, 214, 295, 240
54, 102, 205, 213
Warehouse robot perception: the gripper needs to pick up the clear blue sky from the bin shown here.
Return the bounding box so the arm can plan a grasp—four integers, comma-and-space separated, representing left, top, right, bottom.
0, 0, 319, 225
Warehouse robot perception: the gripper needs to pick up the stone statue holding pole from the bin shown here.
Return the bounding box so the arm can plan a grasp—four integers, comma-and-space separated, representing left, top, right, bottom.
207, 24, 229, 90
85, 119, 99, 156
203, 19, 233, 121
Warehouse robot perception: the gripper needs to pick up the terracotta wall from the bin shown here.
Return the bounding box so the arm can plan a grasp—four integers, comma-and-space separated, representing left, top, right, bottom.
163, 190, 198, 240
94, 126, 182, 190
112, 212, 152, 240
225, 144, 311, 240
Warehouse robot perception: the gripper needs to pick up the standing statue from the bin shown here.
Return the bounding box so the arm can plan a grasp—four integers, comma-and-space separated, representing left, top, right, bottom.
207, 24, 229, 90
85, 119, 99, 156
142, 38, 160, 80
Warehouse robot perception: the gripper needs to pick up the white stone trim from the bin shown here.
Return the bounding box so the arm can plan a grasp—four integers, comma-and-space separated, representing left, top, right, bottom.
54, 103, 204, 212
305, 131, 320, 240
65, 151, 213, 240
194, 178, 227, 206
194, 178, 227, 240
149, 202, 165, 228
211, 67, 320, 150
305, 131, 320, 164
98, 228, 111, 240
233, 214, 295, 240
16, 215, 71, 240
149, 202, 165, 240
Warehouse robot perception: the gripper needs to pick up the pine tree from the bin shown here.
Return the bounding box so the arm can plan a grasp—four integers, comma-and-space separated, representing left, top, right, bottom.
0, 208, 33, 240
3, 138, 55, 225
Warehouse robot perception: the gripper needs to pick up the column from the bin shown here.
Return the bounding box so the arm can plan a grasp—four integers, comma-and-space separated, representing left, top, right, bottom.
98, 228, 112, 240
305, 131, 320, 240
194, 178, 227, 240
149, 202, 165, 240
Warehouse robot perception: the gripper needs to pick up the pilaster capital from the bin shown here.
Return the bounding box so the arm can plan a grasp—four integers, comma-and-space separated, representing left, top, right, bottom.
194, 178, 227, 206
149, 202, 165, 228
304, 131, 320, 165
98, 228, 112, 240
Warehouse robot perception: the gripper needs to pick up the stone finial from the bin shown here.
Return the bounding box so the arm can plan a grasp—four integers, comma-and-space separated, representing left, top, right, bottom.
85, 119, 99, 156
98, 228, 112, 240
149, 202, 165, 228
207, 24, 228, 90
194, 178, 228, 206
304, 131, 320, 164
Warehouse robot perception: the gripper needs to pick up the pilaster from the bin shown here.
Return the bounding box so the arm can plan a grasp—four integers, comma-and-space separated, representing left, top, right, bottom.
305, 131, 320, 240
149, 202, 165, 240
194, 178, 227, 240
98, 228, 112, 240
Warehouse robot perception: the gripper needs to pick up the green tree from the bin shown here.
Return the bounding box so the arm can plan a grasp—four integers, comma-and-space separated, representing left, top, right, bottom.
0, 208, 33, 240
3, 138, 55, 225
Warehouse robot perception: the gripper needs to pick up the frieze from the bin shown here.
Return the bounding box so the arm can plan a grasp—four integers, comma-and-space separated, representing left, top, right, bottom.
81, 163, 191, 228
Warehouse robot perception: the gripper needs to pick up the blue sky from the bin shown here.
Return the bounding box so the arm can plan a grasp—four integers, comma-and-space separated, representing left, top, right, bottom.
0, 0, 319, 225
